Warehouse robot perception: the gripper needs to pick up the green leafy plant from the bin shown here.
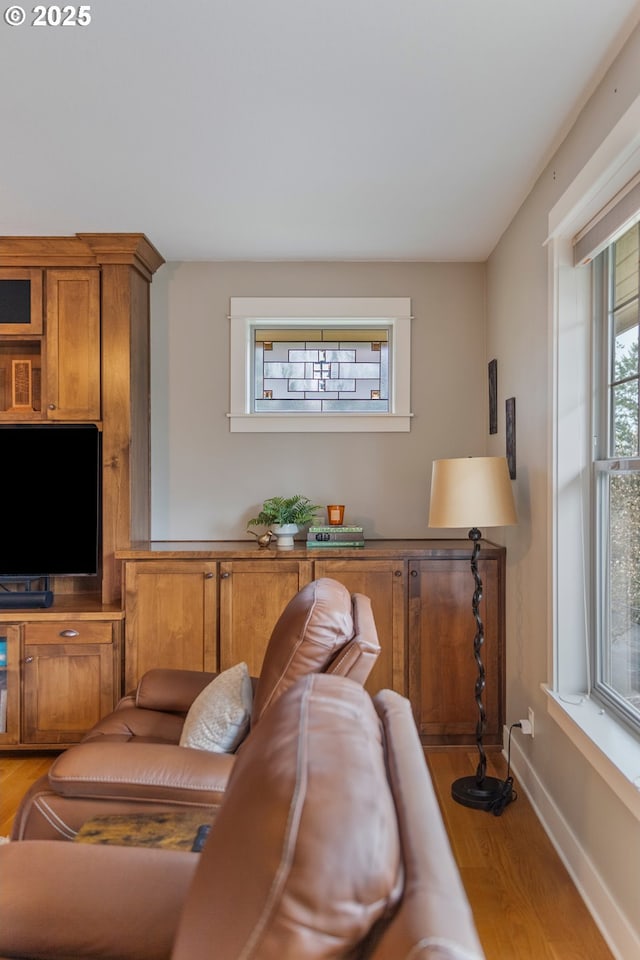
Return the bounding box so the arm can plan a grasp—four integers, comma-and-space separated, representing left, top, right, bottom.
248, 495, 321, 529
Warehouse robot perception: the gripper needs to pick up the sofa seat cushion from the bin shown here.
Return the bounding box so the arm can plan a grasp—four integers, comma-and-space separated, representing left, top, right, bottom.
172, 673, 403, 960
81, 706, 186, 745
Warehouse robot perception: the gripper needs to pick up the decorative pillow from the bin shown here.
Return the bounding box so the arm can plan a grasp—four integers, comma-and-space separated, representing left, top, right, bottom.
179, 662, 253, 753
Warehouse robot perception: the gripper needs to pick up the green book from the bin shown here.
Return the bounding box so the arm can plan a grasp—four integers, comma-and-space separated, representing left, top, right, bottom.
308, 525, 364, 533
306, 540, 366, 548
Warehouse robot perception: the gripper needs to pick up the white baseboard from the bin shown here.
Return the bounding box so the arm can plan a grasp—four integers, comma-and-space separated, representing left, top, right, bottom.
504, 729, 640, 960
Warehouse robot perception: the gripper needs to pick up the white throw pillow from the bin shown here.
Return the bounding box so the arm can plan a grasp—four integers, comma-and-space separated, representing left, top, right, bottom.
179, 662, 253, 753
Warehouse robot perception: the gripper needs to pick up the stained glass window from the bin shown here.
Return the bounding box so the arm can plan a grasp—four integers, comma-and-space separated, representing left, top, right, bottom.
228, 298, 412, 432
254, 329, 389, 413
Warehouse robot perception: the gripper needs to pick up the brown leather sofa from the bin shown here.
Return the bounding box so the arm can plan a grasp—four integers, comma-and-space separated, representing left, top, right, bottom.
11, 578, 381, 842
0, 673, 486, 960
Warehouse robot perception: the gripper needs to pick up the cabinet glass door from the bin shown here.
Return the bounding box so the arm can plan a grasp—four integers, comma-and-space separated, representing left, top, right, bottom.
0, 269, 43, 335
0, 625, 20, 744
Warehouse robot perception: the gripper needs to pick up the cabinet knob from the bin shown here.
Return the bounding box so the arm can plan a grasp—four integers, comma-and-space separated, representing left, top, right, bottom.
24, 656, 33, 663
48, 403, 56, 410
410, 569, 418, 577
394, 570, 402, 577
205, 572, 215, 579
220, 572, 230, 579
59, 629, 80, 638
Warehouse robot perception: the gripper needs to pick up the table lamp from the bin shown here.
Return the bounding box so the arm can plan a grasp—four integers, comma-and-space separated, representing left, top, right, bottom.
429, 456, 517, 811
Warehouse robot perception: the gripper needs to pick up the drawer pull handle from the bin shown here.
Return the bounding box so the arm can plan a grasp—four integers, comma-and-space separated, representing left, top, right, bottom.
59, 629, 80, 638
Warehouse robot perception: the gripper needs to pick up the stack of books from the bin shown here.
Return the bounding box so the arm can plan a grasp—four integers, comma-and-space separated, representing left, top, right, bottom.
306, 525, 365, 548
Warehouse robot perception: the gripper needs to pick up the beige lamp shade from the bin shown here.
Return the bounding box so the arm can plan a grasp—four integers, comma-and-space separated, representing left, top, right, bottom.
428, 456, 517, 529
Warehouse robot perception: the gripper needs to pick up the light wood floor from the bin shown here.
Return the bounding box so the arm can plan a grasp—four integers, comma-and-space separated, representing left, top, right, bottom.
1, 750, 615, 960
427, 748, 615, 960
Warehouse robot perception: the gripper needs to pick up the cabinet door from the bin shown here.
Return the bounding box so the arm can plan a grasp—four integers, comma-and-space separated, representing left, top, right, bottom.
0, 625, 21, 745
311, 558, 406, 696
219, 560, 312, 676
45, 269, 101, 420
22, 621, 116, 744
409, 558, 503, 745
124, 561, 218, 691
0, 268, 43, 335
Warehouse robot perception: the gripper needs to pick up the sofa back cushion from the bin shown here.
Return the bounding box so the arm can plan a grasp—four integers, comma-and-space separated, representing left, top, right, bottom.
172, 673, 403, 960
251, 578, 355, 725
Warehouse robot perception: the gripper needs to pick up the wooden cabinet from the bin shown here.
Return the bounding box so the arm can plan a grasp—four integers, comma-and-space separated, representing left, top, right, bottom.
219, 559, 313, 675
117, 540, 506, 745
311, 557, 406, 696
0, 610, 122, 748
0, 234, 164, 752
0, 267, 100, 420
123, 561, 218, 691
44, 269, 101, 420
123, 558, 314, 690
408, 557, 504, 745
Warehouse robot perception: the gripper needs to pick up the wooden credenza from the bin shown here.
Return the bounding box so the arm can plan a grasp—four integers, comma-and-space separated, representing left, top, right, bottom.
117, 539, 506, 746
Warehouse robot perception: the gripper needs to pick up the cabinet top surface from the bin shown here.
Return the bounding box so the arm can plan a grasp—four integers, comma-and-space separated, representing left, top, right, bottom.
116, 538, 505, 560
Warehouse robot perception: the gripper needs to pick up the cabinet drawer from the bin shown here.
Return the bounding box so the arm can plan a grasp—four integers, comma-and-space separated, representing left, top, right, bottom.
24, 621, 113, 645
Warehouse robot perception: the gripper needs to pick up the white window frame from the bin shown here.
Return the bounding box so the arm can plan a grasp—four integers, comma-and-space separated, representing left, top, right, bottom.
228, 297, 412, 432
545, 93, 640, 819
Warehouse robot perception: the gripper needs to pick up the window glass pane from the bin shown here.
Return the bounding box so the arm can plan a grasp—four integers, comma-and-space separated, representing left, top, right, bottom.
603, 472, 640, 717
611, 381, 639, 456
253, 329, 390, 413
609, 226, 639, 458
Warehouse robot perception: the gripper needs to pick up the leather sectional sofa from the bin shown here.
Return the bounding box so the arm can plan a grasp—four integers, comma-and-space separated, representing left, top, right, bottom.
1, 673, 486, 960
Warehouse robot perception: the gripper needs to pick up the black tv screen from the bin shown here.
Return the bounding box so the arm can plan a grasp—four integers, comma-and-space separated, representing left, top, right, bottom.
0, 424, 100, 577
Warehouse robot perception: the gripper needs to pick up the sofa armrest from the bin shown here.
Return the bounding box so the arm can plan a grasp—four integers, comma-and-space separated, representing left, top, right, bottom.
49, 741, 236, 805
0, 841, 196, 960
135, 668, 220, 712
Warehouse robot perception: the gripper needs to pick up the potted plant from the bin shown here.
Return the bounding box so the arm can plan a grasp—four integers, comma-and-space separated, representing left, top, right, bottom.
248, 495, 321, 548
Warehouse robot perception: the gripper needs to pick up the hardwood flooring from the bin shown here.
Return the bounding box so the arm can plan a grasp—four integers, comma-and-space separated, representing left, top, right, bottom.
1, 750, 616, 960
427, 748, 615, 960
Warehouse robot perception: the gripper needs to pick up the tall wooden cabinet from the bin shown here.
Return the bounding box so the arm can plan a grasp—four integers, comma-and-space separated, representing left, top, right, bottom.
0, 234, 164, 751
117, 540, 506, 746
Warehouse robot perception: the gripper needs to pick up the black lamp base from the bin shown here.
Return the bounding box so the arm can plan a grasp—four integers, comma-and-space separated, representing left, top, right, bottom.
451, 775, 507, 811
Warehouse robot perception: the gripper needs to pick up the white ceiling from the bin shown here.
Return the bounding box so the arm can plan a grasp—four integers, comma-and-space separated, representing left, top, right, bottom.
1, 0, 640, 262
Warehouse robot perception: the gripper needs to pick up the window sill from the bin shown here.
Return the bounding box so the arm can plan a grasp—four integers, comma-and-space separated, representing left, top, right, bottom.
543, 684, 640, 821
226, 413, 413, 433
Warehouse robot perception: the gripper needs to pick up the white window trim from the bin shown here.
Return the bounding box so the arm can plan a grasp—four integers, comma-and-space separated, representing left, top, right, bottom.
228, 297, 413, 432
546, 92, 640, 820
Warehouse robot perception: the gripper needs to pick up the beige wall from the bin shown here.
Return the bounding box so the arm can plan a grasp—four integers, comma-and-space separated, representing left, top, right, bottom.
487, 22, 640, 952
150, 260, 486, 540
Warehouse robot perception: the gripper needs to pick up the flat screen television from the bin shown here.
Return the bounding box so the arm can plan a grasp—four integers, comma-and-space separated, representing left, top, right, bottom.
0, 424, 100, 581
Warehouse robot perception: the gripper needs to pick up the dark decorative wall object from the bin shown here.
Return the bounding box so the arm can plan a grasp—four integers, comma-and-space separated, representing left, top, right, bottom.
506, 397, 516, 479
488, 359, 497, 434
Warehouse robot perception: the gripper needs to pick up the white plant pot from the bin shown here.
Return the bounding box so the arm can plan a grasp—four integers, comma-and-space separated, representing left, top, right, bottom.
271, 523, 298, 549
